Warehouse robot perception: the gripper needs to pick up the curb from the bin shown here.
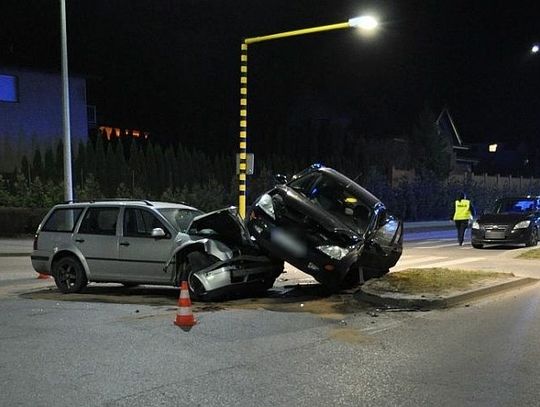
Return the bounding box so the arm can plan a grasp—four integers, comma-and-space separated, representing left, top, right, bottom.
355, 277, 538, 309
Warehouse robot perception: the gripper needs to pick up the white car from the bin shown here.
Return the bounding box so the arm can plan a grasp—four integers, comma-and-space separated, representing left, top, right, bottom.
31, 200, 283, 299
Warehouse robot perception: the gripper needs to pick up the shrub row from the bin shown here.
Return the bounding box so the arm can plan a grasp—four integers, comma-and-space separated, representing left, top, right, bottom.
0, 207, 48, 236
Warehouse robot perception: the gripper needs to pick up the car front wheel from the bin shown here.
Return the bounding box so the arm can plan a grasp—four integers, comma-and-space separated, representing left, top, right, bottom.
181, 251, 213, 300
53, 256, 88, 293
472, 242, 484, 249
526, 228, 538, 247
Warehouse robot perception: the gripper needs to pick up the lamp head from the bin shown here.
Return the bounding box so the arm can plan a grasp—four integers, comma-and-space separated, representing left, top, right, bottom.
348, 15, 378, 31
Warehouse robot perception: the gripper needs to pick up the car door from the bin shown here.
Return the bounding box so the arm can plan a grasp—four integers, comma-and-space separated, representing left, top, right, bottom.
360, 208, 403, 271
116, 207, 174, 284
74, 206, 120, 280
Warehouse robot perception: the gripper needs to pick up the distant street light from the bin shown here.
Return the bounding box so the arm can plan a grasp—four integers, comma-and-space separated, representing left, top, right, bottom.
532, 44, 539, 54
237, 15, 379, 218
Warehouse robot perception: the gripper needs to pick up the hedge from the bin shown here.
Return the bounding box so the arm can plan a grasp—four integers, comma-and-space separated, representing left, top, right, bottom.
0, 207, 49, 236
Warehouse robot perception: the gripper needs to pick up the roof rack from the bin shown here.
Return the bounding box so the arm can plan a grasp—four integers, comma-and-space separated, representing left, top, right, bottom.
65, 199, 154, 206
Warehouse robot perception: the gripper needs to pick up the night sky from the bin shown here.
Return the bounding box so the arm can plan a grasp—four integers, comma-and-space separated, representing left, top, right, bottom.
1, 0, 539, 150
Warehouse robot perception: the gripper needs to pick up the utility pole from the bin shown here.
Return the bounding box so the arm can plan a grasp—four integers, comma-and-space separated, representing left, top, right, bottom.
60, 0, 73, 201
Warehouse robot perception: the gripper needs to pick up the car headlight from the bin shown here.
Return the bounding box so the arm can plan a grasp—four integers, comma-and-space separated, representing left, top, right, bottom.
472, 221, 480, 230
256, 193, 275, 220
316, 245, 349, 260
513, 220, 531, 230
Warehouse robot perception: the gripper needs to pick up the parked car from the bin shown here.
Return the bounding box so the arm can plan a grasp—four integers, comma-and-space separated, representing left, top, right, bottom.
471, 196, 540, 248
247, 165, 403, 290
31, 200, 283, 299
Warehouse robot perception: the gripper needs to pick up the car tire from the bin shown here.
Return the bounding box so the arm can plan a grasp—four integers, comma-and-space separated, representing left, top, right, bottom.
182, 251, 213, 300
526, 228, 538, 247
363, 267, 390, 280
259, 260, 284, 291
53, 256, 88, 294
472, 242, 484, 249
340, 265, 363, 288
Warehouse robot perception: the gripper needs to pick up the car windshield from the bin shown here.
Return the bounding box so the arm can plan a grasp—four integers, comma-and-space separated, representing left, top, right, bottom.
157, 208, 203, 233
492, 198, 537, 214
289, 172, 373, 234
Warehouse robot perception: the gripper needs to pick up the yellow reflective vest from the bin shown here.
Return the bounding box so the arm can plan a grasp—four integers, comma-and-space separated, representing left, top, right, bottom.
453, 199, 472, 221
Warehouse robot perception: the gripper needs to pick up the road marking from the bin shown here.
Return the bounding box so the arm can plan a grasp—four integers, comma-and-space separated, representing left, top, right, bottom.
408, 238, 453, 245
415, 243, 461, 249
414, 257, 485, 268
393, 254, 486, 271
395, 256, 446, 267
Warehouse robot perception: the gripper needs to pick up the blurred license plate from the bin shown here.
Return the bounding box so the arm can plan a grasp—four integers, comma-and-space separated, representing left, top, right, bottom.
271, 228, 307, 258
485, 230, 505, 239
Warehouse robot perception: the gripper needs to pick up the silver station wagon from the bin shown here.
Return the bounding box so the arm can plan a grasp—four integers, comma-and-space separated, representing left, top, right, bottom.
31, 200, 283, 299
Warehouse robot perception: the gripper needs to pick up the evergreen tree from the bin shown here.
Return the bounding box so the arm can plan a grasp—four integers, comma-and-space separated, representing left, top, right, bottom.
43, 145, 55, 182
410, 105, 452, 180
20, 155, 31, 183
31, 148, 44, 181
54, 140, 64, 181
94, 134, 106, 190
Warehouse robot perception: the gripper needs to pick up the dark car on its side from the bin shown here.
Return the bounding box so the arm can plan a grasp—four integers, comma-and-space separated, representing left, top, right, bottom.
247, 165, 403, 291
471, 196, 540, 249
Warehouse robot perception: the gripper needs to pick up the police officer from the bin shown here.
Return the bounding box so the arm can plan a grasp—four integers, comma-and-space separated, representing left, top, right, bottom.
453, 192, 475, 246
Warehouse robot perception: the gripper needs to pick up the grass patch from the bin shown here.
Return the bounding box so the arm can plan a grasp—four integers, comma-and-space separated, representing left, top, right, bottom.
516, 248, 540, 260
369, 268, 513, 295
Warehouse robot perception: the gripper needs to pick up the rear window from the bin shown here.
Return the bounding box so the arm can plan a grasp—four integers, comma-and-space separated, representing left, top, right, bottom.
42, 208, 83, 233
78, 207, 119, 236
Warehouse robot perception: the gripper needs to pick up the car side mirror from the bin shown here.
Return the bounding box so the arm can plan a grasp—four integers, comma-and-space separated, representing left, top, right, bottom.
274, 174, 288, 185
151, 228, 166, 238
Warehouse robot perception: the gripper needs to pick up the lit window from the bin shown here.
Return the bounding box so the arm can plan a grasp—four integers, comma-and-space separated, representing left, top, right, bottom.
488, 144, 498, 153
0, 74, 18, 102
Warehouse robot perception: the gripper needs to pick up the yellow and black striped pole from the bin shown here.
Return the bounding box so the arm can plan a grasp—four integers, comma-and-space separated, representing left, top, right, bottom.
237, 16, 378, 218
238, 41, 248, 218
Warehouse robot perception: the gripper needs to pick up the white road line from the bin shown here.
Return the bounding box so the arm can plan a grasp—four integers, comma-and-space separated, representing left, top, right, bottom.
415, 243, 461, 249
395, 256, 446, 267
414, 257, 485, 268
408, 238, 455, 245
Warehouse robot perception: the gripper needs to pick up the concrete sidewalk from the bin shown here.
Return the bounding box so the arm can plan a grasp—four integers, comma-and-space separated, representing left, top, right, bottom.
0, 238, 33, 256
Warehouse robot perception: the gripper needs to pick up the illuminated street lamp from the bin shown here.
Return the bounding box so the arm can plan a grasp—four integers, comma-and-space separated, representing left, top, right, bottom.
532, 44, 539, 54
237, 15, 378, 218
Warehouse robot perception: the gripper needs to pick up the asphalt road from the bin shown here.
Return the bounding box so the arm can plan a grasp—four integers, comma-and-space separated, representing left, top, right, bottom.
1, 231, 540, 406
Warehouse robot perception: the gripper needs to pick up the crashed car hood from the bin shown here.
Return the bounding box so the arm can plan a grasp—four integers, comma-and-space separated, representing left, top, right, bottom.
275, 186, 363, 244
188, 206, 252, 246
478, 213, 532, 225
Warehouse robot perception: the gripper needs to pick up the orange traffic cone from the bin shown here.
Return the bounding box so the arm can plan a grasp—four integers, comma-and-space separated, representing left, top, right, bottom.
36, 273, 51, 280
174, 281, 196, 329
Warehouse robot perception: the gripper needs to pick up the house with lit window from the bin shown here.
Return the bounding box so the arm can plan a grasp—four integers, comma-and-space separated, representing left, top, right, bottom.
0, 66, 94, 141
0, 66, 95, 170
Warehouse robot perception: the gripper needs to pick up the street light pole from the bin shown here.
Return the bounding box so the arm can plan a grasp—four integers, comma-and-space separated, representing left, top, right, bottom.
60, 0, 73, 202
237, 16, 378, 218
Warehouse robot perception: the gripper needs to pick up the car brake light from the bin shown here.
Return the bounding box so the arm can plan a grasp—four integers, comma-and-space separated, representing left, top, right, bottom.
33, 233, 39, 250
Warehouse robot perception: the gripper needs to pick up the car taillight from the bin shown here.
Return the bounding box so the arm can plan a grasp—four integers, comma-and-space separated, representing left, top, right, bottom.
33, 233, 39, 250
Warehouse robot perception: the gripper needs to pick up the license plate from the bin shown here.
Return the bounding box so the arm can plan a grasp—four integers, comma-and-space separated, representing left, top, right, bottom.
485, 230, 505, 239
270, 228, 307, 258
